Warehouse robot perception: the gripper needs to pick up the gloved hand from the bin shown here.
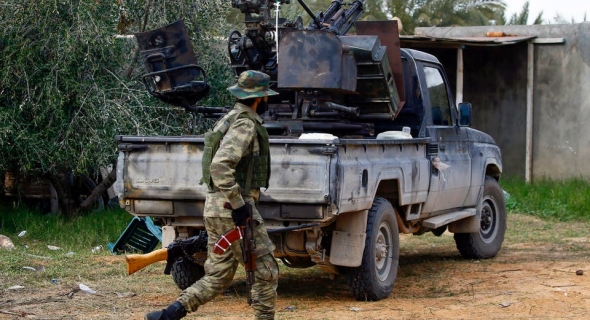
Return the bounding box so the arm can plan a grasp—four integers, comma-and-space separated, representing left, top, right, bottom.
231, 203, 250, 227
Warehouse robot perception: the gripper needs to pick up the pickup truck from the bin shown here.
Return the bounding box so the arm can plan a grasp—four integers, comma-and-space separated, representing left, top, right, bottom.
114, 40, 506, 301
115, 0, 507, 301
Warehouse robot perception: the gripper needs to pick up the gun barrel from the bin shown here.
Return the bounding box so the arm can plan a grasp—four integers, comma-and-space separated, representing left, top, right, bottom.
296, 0, 322, 28
333, 0, 364, 35
325, 102, 360, 116
321, 0, 343, 23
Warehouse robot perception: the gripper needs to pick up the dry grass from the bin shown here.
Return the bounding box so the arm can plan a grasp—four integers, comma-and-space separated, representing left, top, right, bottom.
2, 214, 590, 319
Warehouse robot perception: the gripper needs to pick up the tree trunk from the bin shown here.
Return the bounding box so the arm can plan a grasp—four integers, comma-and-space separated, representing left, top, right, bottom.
44, 172, 72, 216
80, 163, 117, 211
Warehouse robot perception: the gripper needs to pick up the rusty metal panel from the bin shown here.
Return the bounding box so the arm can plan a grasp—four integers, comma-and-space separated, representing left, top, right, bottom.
134, 20, 209, 106
278, 30, 356, 93
135, 20, 200, 91
340, 35, 399, 117
405, 34, 536, 45
355, 20, 406, 115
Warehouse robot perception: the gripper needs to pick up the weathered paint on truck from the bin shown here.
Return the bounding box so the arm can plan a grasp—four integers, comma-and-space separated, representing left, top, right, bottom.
116, 136, 431, 227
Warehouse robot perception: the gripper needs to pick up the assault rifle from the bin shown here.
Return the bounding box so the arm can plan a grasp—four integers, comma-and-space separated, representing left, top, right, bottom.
124, 221, 318, 277
126, 216, 318, 300
218, 202, 256, 305
125, 231, 207, 275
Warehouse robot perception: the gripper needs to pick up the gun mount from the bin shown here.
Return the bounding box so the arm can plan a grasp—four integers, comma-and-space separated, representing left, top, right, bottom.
136, 0, 405, 137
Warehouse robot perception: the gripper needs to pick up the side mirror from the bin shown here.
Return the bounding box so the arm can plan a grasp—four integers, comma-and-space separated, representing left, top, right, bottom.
458, 102, 472, 127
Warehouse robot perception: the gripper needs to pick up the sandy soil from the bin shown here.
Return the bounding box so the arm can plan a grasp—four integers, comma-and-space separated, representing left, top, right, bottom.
2, 214, 590, 319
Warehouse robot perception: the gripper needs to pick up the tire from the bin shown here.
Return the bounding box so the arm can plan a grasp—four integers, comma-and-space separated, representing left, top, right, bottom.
349, 197, 400, 301
454, 176, 506, 259
171, 258, 205, 290
73, 174, 104, 212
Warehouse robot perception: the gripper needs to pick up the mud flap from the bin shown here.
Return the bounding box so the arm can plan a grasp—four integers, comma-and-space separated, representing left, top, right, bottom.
329, 231, 366, 267
329, 210, 368, 267
162, 226, 177, 248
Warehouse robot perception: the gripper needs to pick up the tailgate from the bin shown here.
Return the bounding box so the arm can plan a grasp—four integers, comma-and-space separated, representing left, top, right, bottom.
116, 136, 208, 201
115, 136, 336, 206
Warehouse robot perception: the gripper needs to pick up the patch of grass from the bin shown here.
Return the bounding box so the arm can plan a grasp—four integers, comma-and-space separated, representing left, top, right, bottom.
0, 204, 132, 250
0, 205, 138, 287
501, 177, 590, 221
504, 213, 590, 244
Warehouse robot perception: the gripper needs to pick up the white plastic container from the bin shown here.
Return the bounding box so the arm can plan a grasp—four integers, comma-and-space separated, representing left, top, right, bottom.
375, 129, 412, 140
298, 133, 338, 140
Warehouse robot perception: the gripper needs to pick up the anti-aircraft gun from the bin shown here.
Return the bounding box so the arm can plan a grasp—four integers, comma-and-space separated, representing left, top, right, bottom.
227, 0, 365, 75
136, 0, 406, 137
229, 0, 406, 136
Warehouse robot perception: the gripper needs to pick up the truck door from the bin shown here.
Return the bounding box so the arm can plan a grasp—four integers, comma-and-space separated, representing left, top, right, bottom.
421, 64, 471, 212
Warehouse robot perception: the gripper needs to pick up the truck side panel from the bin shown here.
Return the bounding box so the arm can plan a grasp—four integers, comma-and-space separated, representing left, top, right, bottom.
261, 140, 335, 205
336, 139, 430, 213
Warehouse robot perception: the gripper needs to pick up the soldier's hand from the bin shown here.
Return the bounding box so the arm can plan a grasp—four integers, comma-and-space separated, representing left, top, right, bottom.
231, 204, 250, 227
166, 241, 183, 260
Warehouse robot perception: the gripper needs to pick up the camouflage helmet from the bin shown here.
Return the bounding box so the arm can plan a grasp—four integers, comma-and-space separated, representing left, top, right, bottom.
227, 70, 279, 99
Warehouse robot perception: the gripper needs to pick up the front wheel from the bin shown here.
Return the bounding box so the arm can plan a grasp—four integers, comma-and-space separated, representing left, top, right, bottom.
454, 176, 507, 259
349, 197, 400, 301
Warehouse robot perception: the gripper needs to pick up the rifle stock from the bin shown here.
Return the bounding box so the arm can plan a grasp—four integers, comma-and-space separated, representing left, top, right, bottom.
126, 248, 168, 275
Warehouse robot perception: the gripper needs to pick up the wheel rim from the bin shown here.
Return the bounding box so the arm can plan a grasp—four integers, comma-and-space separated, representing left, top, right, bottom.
374, 220, 393, 281
480, 195, 499, 243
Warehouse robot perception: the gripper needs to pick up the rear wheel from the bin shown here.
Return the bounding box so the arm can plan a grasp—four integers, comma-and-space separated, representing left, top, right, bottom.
454, 176, 506, 259
171, 258, 205, 290
349, 197, 399, 301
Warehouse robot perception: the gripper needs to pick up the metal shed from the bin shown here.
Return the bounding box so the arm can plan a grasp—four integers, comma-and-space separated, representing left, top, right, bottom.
399, 24, 589, 181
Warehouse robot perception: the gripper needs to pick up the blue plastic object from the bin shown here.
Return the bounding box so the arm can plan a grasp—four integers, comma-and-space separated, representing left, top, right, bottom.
108, 217, 162, 254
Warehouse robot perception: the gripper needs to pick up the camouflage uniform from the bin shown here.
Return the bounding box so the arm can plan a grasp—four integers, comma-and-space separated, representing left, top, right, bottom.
177, 72, 279, 320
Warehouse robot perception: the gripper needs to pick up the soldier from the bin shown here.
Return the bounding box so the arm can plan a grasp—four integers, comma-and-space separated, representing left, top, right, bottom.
145, 70, 279, 320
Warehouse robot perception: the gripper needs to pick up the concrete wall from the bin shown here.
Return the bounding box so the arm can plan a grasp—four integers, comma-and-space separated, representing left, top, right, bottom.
465, 43, 529, 178
412, 24, 590, 180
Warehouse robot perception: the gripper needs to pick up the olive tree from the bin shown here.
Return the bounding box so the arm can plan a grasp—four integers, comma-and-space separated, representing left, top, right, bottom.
0, 0, 234, 214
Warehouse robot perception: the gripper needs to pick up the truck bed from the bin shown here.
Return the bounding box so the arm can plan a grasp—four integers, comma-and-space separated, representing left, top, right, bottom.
115, 134, 430, 225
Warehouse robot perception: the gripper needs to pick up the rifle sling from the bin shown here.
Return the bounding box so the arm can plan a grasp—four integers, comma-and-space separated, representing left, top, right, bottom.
242, 138, 254, 198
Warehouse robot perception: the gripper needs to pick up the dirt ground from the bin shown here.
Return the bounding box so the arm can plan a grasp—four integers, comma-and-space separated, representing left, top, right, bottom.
2, 214, 590, 319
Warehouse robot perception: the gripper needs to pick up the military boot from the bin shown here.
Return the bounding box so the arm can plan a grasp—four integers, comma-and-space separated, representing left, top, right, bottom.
144, 301, 187, 320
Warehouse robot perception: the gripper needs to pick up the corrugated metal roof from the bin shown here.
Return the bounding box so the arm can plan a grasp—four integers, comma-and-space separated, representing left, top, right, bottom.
400, 34, 536, 46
